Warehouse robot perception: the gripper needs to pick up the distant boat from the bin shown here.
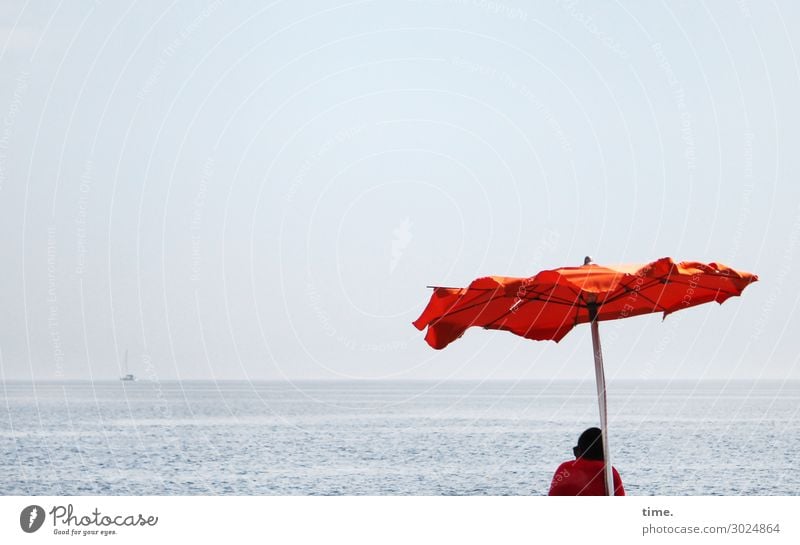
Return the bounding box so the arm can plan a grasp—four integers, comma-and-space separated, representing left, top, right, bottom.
120, 349, 135, 381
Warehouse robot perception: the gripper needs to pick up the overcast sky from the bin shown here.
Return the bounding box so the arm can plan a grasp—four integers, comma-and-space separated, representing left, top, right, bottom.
0, 0, 798, 381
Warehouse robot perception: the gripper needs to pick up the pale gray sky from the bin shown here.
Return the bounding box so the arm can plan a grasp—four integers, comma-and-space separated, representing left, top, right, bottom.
0, 0, 798, 381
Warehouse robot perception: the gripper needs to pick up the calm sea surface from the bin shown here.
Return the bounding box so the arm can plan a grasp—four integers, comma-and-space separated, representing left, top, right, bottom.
1, 380, 797, 495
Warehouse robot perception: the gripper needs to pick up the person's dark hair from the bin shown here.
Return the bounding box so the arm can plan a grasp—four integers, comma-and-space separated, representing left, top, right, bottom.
577, 427, 604, 461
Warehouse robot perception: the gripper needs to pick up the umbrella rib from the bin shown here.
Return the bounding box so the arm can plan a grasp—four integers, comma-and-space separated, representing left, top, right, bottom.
610, 280, 668, 312
482, 298, 532, 329
432, 293, 580, 326
427, 271, 743, 329
651, 277, 743, 292
428, 288, 502, 326
592, 276, 736, 316
544, 277, 585, 304
602, 278, 663, 305
515, 277, 585, 306
519, 289, 583, 307
484, 293, 567, 334
519, 294, 586, 308
484, 288, 587, 333
427, 285, 495, 291
428, 284, 584, 328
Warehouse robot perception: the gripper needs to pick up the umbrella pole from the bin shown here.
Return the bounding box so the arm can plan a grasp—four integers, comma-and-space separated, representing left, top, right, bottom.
590, 317, 614, 496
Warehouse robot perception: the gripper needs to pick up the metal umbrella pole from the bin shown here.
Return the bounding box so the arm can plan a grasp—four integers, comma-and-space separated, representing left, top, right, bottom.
589, 304, 614, 496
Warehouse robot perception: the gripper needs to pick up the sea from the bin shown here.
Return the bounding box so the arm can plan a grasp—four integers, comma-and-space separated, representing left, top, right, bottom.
1, 380, 797, 495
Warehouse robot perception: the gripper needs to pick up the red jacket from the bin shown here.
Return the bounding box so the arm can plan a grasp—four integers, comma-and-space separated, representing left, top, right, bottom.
548, 457, 625, 496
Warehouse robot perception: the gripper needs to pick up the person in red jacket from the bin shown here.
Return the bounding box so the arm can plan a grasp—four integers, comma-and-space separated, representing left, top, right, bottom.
548, 427, 625, 496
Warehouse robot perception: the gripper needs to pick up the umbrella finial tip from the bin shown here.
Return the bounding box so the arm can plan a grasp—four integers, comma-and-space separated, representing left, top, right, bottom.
584, 256, 594, 265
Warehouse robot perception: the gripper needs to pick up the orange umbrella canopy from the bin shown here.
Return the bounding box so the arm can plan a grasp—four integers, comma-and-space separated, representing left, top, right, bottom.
413, 257, 758, 350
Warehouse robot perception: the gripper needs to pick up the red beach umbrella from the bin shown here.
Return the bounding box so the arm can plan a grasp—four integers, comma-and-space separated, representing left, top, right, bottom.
413, 257, 758, 495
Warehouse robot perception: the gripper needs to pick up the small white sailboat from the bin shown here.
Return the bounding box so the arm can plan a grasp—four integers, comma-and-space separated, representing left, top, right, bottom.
120, 349, 135, 381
